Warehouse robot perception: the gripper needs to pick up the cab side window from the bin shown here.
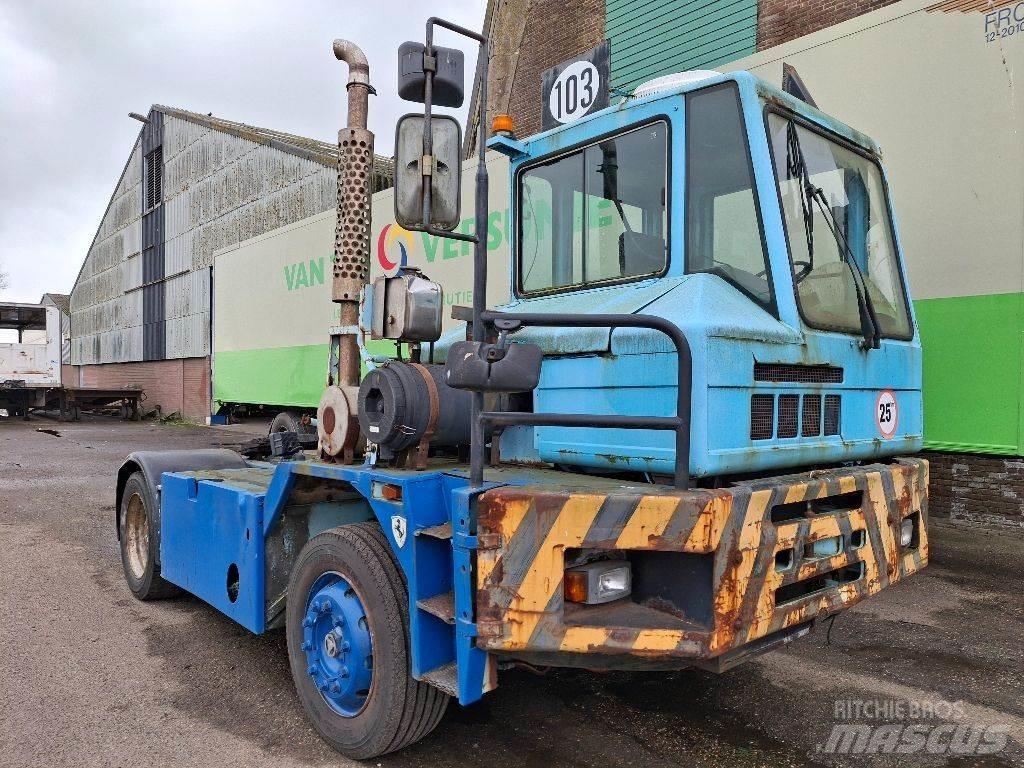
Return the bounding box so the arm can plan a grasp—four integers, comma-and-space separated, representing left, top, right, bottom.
519, 122, 668, 294
685, 84, 772, 309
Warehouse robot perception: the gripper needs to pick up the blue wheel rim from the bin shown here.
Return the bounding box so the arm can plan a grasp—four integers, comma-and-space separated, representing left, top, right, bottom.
301, 572, 374, 717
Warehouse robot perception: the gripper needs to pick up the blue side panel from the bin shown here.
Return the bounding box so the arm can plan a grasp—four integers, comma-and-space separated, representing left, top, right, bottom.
160, 473, 266, 633
156, 460, 575, 705
397, 474, 453, 678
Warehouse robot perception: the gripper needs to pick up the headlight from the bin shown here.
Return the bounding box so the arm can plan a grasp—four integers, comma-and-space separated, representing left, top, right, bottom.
564, 560, 631, 604
900, 517, 914, 548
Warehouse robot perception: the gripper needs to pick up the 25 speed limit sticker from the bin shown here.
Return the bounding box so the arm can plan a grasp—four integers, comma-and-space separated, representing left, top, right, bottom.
876, 390, 899, 439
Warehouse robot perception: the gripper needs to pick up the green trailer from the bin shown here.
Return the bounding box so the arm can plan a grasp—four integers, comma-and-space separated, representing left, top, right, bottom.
212, 153, 511, 427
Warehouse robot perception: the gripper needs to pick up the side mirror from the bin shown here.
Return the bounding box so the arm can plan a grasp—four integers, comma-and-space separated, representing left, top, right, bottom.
397, 42, 465, 107
445, 340, 543, 393
394, 114, 463, 231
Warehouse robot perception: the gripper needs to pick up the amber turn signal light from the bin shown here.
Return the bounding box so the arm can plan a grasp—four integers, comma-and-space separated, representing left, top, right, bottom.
564, 569, 589, 603
491, 114, 515, 136
564, 560, 631, 604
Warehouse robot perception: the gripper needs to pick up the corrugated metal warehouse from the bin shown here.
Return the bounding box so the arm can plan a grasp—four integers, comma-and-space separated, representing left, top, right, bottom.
68, 107, 391, 419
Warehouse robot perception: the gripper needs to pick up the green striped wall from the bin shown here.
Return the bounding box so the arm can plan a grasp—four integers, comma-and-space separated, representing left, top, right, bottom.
213, 339, 395, 410
605, 0, 758, 92
916, 293, 1024, 456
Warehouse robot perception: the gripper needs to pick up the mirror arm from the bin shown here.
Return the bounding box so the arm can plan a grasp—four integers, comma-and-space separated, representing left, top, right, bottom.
427, 16, 487, 45
424, 16, 490, 487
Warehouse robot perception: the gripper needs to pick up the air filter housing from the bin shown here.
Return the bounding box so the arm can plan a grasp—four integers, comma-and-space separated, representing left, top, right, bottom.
357, 362, 472, 464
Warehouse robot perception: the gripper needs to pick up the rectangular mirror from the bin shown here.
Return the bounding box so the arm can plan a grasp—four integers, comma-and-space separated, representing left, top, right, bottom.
394, 113, 462, 231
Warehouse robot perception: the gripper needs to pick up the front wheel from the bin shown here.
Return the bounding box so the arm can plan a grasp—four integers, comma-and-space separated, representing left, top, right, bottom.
285, 523, 448, 758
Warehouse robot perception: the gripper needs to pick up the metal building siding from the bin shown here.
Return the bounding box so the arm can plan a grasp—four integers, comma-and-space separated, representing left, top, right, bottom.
167, 311, 211, 359
72, 107, 346, 367
141, 113, 167, 363
70, 138, 144, 366
124, 253, 143, 292
606, 0, 758, 91
162, 115, 335, 277
165, 269, 209, 320
155, 113, 337, 359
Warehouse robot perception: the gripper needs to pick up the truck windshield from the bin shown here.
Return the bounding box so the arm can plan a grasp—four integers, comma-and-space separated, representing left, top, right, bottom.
767, 113, 912, 339
518, 122, 668, 294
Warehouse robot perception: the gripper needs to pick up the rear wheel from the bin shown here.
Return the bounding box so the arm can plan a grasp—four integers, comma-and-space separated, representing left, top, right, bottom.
118, 472, 179, 600
286, 523, 448, 758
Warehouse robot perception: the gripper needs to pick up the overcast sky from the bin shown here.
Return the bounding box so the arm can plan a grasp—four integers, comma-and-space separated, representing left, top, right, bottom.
0, 0, 484, 304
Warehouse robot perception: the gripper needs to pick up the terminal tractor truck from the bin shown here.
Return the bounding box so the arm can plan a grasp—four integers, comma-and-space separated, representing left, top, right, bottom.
115, 18, 927, 759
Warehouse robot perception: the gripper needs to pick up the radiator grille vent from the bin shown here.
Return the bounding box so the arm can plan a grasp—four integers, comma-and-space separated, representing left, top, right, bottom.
777, 394, 799, 438
750, 394, 774, 440
750, 393, 841, 440
754, 363, 844, 384
801, 394, 821, 437
824, 394, 841, 436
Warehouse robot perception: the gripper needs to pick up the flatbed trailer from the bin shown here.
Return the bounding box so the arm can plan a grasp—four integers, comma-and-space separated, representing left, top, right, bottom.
0, 382, 144, 421
54, 386, 144, 421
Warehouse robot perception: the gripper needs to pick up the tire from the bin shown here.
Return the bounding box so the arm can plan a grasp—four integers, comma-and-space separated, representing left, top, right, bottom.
118, 472, 180, 600
286, 523, 448, 758
271, 410, 314, 435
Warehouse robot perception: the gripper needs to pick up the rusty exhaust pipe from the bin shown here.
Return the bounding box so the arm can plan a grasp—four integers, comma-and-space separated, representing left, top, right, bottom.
331, 38, 374, 389
333, 39, 370, 130
318, 39, 374, 463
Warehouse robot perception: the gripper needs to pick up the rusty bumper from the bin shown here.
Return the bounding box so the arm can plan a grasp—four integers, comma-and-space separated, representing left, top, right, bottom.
476, 458, 928, 666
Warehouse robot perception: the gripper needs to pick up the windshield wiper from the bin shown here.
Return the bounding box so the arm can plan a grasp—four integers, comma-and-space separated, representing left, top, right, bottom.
785, 121, 880, 350
807, 185, 881, 349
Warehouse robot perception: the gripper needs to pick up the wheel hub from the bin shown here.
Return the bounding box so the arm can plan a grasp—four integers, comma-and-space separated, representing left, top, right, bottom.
124, 493, 149, 580
301, 572, 374, 717
324, 631, 340, 658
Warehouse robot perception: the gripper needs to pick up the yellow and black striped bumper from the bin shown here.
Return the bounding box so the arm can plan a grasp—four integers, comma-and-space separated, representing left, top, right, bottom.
476, 458, 928, 665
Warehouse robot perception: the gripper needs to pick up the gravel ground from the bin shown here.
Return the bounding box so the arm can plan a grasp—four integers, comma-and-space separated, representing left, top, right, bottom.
1, 416, 1021, 768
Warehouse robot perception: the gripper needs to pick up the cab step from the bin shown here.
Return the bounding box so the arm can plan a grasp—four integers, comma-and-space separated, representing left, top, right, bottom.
417, 522, 452, 540
420, 662, 458, 697
417, 591, 455, 624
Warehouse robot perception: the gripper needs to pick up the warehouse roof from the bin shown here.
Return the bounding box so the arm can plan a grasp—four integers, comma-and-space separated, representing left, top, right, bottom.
41, 293, 70, 315
152, 105, 394, 188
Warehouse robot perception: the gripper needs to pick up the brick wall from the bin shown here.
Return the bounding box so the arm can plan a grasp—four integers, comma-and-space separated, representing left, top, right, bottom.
80, 357, 211, 421
756, 0, 902, 50
60, 365, 80, 388
926, 451, 1024, 529
480, 0, 912, 142
500, 0, 606, 140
